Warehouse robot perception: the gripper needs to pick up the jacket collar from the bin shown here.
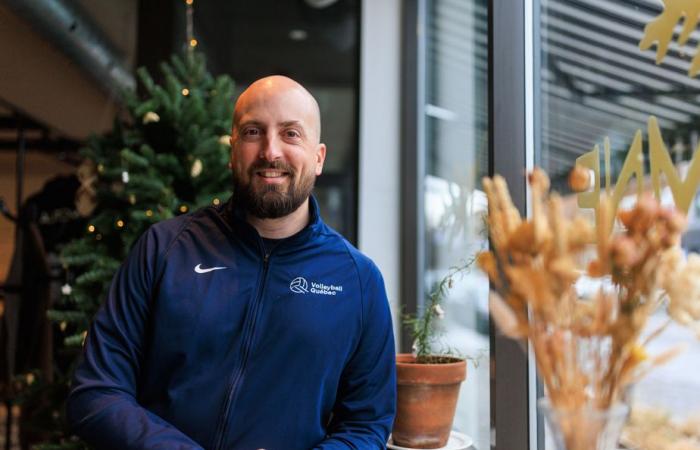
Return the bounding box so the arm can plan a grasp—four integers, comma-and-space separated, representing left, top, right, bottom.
222, 194, 324, 253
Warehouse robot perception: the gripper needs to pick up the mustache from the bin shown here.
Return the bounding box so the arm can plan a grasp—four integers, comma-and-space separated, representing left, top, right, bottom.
249, 160, 295, 175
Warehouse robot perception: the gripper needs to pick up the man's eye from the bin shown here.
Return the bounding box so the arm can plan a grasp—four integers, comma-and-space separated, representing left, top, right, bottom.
243, 128, 260, 136
285, 130, 301, 138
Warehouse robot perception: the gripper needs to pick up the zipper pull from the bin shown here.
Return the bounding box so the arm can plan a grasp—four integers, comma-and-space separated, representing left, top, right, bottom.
263, 253, 270, 264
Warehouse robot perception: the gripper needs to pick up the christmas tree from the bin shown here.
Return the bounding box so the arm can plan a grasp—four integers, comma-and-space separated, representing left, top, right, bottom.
15, 50, 235, 448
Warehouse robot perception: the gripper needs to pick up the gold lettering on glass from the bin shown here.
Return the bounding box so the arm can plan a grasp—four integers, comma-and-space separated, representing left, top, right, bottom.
575, 116, 700, 229
639, 0, 700, 77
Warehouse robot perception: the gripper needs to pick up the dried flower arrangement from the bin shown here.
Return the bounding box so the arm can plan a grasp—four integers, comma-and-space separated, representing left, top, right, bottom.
477, 167, 700, 449
622, 407, 700, 450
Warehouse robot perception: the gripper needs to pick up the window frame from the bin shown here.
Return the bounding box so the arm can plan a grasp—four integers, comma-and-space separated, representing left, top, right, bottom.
400, 1, 536, 449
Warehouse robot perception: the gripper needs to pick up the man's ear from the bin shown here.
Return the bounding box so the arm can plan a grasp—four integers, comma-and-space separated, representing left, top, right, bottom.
315, 143, 327, 176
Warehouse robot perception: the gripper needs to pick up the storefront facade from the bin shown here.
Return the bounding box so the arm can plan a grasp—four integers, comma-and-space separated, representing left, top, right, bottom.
359, 1, 700, 449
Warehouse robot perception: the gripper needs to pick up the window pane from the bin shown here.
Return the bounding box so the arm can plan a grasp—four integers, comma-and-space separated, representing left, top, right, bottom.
537, 0, 700, 447
423, 0, 489, 447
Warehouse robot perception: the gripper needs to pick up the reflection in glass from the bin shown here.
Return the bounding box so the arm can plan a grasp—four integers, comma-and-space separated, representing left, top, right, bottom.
422, 0, 489, 447
537, 0, 700, 447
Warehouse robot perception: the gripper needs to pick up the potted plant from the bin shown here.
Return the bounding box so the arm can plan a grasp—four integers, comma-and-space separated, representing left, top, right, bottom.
392, 261, 474, 449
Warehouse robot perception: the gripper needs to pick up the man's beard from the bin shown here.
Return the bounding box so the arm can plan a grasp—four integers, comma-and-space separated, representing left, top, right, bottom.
232, 160, 316, 219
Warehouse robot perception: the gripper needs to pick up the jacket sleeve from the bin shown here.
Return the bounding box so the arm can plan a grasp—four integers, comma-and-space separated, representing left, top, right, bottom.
313, 265, 397, 449
65, 227, 204, 450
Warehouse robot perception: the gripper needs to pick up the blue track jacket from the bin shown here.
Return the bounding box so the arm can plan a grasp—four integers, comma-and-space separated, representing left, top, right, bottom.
66, 197, 396, 449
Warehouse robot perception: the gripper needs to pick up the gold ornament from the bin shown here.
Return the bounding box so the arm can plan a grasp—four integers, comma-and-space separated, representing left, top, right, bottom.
191, 159, 203, 178
142, 111, 161, 124
219, 135, 232, 146
639, 0, 700, 77
75, 160, 98, 217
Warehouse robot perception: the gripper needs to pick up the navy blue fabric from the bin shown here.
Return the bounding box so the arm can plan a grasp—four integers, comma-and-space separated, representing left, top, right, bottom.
66, 197, 397, 449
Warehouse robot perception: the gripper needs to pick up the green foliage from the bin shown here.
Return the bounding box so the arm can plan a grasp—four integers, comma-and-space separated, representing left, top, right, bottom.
17, 51, 235, 448
403, 255, 478, 363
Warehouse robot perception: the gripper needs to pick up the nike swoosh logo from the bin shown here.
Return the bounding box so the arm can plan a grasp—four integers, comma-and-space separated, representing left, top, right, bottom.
194, 264, 228, 274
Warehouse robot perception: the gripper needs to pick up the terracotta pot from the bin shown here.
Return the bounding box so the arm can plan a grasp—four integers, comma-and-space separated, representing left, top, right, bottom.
392, 353, 467, 449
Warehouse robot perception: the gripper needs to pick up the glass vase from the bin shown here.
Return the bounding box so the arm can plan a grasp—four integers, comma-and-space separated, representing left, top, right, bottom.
538, 398, 629, 450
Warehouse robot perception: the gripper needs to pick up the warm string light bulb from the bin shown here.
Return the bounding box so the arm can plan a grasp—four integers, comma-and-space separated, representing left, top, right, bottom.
87, 224, 95, 233
146, 209, 154, 217
213, 198, 221, 205
182, 88, 190, 96
116, 220, 125, 228
179, 205, 188, 213
185, 0, 195, 54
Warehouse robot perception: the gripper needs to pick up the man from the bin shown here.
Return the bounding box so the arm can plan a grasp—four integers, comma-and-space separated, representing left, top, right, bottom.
66, 76, 397, 449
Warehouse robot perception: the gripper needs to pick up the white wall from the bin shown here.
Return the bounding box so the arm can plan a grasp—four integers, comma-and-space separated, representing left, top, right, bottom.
358, 0, 402, 347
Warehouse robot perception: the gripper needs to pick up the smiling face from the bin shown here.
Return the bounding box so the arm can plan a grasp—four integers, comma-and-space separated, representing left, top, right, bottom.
230, 76, 326, 219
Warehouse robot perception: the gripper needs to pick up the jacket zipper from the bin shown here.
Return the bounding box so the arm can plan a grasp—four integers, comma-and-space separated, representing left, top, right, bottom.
212, 251, 270, 450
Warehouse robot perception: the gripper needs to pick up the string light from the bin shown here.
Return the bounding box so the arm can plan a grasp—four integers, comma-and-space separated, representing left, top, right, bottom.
146, 209, 154, 217
213, 198, 220, 205
95, 234, 103, 241
116, 220, 125, 228
182, 88, 190, 96
179, 205, 189, 213
186, 0, 195, 55
87, 224, 95, 233
60, 321, 67, 331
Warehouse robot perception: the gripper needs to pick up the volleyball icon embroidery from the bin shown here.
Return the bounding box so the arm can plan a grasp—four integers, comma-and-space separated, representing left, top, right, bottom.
290, 277, 309, 294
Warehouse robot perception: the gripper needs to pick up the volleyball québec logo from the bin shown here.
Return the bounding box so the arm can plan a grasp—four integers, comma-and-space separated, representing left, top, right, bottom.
289, 277, 343, 296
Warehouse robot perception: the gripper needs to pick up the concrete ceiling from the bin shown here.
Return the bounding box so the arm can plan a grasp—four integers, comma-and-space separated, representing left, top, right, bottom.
0, 0, 137, 141
190, 0, 358, 86
0, 0, 357, 142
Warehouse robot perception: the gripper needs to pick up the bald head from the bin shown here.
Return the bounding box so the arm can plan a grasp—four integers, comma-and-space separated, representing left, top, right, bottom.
228, 75, 327, 225
233, 75, 322, 143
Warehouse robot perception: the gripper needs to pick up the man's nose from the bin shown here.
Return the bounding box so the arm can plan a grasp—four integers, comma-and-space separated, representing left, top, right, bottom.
260, 134, 283, 161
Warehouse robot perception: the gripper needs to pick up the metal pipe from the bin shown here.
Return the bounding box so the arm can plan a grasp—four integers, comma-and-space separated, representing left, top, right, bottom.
2, 0, 135, 96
